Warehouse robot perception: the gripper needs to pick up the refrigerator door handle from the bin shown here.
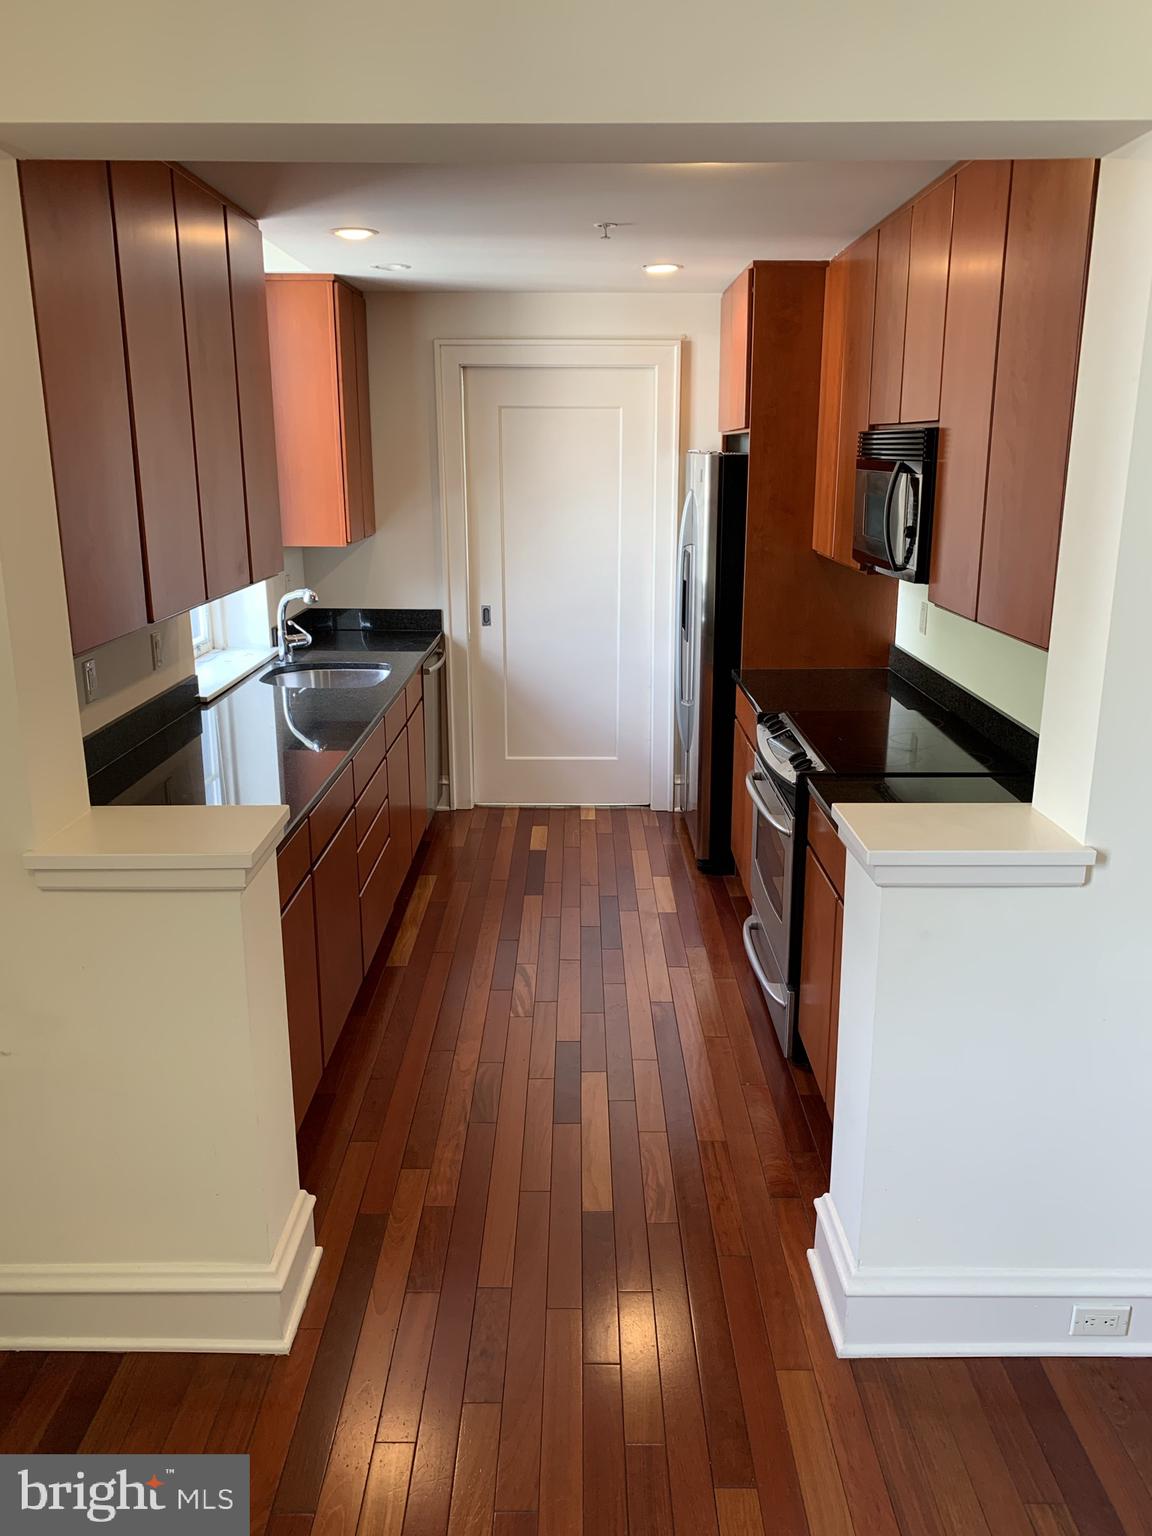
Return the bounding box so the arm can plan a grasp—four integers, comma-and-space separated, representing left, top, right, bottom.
679, 542, 695, 707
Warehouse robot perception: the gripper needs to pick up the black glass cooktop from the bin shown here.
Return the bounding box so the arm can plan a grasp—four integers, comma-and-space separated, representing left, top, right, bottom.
739, 667, 1030, 779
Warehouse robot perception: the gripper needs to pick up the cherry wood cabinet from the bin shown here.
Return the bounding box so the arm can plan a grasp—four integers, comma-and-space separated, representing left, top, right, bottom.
265, 275, 376, 547
174, 175, 250, 601
976, 159, 1097, 648
226, 207, 283, 585
870, 208, 911, 427
797, 802, 846, 1111
313, 808, 364, 1062
280, 874, 323, 1128
19, 161, 148, 653
408, 700, 428, 850
900, 177, 955, 422
719, 267, 753, 433
812, 256, 848, 562
108, 162, 206, 622
730, 716, 755, 900
930, 161, 1012, 619
21, 161, 285, 655
387, 721, 413, 876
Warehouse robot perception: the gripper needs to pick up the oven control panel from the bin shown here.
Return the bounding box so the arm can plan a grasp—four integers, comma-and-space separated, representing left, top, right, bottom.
755, 712, 825, 784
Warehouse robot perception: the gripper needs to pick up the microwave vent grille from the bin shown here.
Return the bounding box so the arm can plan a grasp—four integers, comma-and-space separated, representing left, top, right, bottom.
858, 425, 938, 461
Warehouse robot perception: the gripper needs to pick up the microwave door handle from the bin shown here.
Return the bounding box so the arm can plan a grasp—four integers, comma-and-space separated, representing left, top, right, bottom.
882, 462, 917, 572
896, 471, 919, 573
745, 770, 793, 837
742, 917, 790, 1006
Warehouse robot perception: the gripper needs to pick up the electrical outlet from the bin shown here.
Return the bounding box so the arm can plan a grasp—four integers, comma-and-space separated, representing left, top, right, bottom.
1070, 1305, 1131, 1338
150, 630, 165, 671
81, 657, 98, 702
918, 600, 929, 636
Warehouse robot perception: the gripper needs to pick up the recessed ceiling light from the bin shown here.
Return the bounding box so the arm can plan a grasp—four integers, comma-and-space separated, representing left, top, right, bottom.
372, 262, 412, 272
643, 262, 683, 275
331, 226, 379, 241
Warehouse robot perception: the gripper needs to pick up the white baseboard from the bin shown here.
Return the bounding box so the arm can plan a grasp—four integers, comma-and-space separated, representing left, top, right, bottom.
810, 1194, 1152, 1357
0, 1190, 321, 1353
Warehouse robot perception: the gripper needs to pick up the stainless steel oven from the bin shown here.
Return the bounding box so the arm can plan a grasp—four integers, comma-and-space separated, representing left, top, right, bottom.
742, 758, 796, 1054
853, 425, 938, 582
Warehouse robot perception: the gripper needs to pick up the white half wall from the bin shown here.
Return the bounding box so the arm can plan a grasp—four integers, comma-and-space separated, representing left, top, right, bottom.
299, 289, 721, 612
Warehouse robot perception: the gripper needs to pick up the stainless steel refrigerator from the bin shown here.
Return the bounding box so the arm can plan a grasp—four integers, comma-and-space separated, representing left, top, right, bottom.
674, 450, 748, 870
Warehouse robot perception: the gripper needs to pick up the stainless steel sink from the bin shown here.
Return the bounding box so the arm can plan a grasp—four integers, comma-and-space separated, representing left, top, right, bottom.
262, 664, 392, 690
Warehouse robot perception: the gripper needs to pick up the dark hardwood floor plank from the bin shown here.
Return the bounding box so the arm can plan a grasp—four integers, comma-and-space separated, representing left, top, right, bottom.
497, 1190, 550, 1513
583, 1363, 628, 1536
539, 1309, 582, 1536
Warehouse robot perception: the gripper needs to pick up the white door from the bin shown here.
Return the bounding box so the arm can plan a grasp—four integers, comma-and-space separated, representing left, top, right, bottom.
464, 364, 656, 805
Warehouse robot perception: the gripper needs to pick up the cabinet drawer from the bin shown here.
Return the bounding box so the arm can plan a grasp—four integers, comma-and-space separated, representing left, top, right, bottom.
807, 798, 846, 898
358, 796, 391, 890
735, 685, 758, 750
382, 693, 406, 748
309, 761, 354, 859
353, 714, 389, 799
277, 819, 312, 908
361, 832, 402, 967
355, 753, 389, 844
313, 807, 363, 1063
405, 670, 423, 720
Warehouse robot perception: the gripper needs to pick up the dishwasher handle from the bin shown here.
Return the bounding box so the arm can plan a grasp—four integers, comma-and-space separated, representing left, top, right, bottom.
423, 648, 447, 676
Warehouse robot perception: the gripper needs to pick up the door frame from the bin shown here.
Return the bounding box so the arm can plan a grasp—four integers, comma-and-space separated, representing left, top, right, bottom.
435, 337, 683, 810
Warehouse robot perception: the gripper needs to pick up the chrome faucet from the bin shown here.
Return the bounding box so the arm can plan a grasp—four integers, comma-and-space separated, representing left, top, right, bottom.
276, 587, 318, 664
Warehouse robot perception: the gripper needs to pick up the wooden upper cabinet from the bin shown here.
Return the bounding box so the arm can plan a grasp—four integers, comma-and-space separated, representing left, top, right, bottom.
719, 267, 753, 433
226, 208, 283, 584
20, 161, 147, 653
930, 161, 1012, 620
108, 163, 205, 623
977, 159, 1097, 648
900, 177, 955, 422
812, 255, 848, 561
266, 275, 375, 547
830, 231, 879, 566
870, 208, 911, 425
174, 174, 250, 599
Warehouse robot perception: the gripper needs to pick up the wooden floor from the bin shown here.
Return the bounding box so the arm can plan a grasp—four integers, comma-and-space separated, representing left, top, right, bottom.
4, 806, 1152, 1536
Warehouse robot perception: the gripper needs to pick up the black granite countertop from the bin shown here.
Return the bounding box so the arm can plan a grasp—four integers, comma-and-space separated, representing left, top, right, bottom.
88, 613, 442, 841
736, 647, 1037, 809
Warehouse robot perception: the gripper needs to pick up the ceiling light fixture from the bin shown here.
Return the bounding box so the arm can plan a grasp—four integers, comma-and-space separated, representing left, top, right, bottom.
643, 262, 683, 275
331, 226, 379, 241
371, 262, 412, 272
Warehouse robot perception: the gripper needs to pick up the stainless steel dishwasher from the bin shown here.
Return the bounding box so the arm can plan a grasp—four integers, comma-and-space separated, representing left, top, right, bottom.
422, 642, 448, 811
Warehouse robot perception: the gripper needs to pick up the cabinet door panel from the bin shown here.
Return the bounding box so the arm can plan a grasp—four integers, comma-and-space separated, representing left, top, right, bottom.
812, 255, 848, 560
978, 159, 1097, 648
730, 721, 754, 900
281, 874, 323, 1127
265, 277, 346, 546
870, 209, 911, 425
798, 849, 837, 1097
109, 162, 205, 621
826, 897, 843, 1114
901, 177, 955, 422
408, 700, 428, 849
227, 208, 283, 584
313, 809, 364, 1062
387, 724, 413, 879
831, 231, 879, 566
719, 267, 752, 433
353, 285, 376, 537
929, 161, 1012, 620
174, 175, 250, 599
335, 282, 366, 543
20, 161, 147, 653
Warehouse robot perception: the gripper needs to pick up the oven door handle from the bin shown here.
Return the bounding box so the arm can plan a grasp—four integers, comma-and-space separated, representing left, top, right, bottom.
742, 917, 790, 1007
745, 770, 793, 837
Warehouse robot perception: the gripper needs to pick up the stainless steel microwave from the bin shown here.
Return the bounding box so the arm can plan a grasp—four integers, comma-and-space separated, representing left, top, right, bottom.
853, 425, 939, 582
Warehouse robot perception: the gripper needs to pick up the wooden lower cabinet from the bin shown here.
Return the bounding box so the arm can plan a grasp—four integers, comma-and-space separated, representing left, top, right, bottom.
797, 847, 843, 1107
387, 724, 413, 875
731, 719, 755, 900
312, 808, 364, 1063
280, 875, 323, 1128
408, 700, 428, 849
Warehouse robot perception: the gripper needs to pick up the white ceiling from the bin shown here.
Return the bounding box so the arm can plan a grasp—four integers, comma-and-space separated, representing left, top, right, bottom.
186, 161, 952, 292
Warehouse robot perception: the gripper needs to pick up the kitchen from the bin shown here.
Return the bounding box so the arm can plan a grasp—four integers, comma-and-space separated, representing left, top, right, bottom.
1, 113, 1151, 1536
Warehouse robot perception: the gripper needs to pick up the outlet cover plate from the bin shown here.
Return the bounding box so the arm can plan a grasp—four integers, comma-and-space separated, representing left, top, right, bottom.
1070, 1305, 1132, 1337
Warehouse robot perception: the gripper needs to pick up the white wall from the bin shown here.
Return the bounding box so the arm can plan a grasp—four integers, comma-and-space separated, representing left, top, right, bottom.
894, 585, 1048, 731
299, 289, 721, 611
